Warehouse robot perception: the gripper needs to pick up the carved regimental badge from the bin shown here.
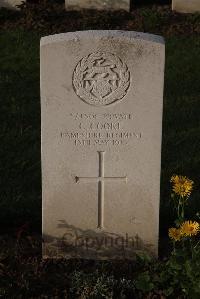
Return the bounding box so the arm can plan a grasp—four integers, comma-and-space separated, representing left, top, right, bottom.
73, 52, 130, 106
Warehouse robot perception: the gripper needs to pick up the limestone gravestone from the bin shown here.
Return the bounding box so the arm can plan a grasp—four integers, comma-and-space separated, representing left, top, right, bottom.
66, 0, 130, 11
41, 31, 165, 259
0, 0, 23, 10
172, 0, 200, 13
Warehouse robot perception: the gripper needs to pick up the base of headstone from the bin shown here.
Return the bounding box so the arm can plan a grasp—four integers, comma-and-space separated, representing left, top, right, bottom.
172, 0, 200, 13
65, 0, 130, 11
43, 230, 157, 260
0, 0, 24, 10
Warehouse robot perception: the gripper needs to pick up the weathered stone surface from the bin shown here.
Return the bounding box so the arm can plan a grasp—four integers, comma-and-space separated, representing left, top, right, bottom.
0, 0, 23, 10
172, 0, 200, 13
66, 0, 130, 11
41, 31, 165, 259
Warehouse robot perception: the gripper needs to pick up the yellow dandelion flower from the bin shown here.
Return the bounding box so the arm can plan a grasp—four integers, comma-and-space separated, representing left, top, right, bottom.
180, 221, 200, 237
168, 227, 182, 241
170, 175, 194, 198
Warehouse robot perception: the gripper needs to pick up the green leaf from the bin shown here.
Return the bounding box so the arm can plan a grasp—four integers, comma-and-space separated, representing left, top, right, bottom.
135, 272, 154, 293
163, 286, 174, 296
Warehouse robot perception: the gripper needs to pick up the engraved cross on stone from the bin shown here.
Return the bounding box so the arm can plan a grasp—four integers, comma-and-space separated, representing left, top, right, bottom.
75, 151, 127, 229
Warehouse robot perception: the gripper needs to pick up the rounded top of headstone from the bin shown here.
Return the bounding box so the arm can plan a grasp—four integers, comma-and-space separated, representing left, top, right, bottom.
40, 30, 165, 47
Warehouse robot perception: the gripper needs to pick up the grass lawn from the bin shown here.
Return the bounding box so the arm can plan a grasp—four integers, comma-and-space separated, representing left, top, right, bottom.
0, 30, 199, 235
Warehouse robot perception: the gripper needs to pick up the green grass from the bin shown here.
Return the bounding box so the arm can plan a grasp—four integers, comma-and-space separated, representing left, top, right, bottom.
161, 37, 200, 231
0, 30, 200, 236
0, 30, 41, 231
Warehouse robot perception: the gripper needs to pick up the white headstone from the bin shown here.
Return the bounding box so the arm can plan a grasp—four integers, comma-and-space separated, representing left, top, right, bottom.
0, 0, 24, 10
41, 31, 165, 259
172, 0, 200, 13
66, 0, 130, 11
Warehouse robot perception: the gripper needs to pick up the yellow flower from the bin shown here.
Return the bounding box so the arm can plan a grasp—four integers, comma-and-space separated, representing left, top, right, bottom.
180, 221, 200, 237
168, 227, 182, 241
170, 175, 194, 198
